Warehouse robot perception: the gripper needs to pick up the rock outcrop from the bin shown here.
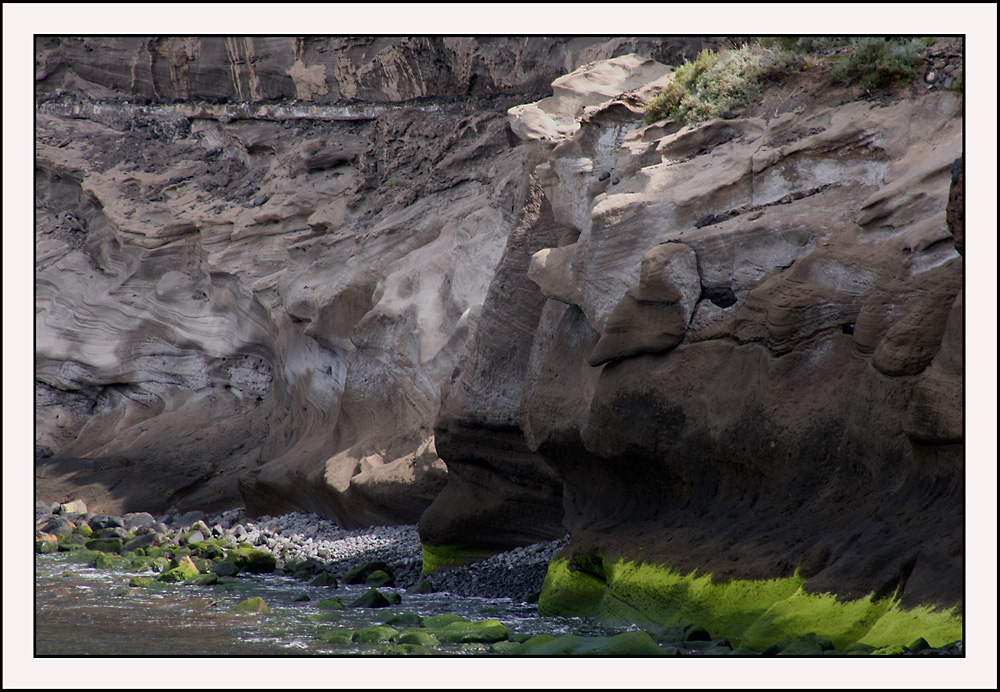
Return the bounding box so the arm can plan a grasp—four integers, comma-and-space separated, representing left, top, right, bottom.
421, 52, 964, 617
36, 37, 964, 637
34, 37, 713, 521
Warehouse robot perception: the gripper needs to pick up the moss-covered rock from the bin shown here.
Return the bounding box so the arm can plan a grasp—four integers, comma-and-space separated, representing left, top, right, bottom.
318, 597, 347, 610
129, 576, 157, 588
187, 541, 225, 561
310, 573, 339, 587
84, 538, 124, 554
72, 523, 93, 537
348, 588, 393, 608
396, 630, 441, 647
224, 546, 276, 574
317, 630, 354, 645
93, 552, 130, 570
231, 596, 270, 613
383, 612, 424, 627
309, 613, 344, 623
421, 613, 470, 628
364, 570, 395, 587
503, 634, 558, 655
405, 579, 436, 594
426, 619, 510, 644
489, 640, 522, 654
187, 573, 219, 586
35, 534, 60, 554
157, 555, 199, 582
351, 626, 400, 643
211, 560, 239, 577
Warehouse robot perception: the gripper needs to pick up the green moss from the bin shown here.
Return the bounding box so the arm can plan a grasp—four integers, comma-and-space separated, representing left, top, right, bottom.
420, 613, 470, 629
351, 626, 399, 644
231, 596, 269, 613
503, 634, 557, 655
317, 630, 353, 644
396, 630, 441, 647
425, 619, 509, 645
420, 543, 495, 575
538, 556, 962, 652
224, 546, 276, 574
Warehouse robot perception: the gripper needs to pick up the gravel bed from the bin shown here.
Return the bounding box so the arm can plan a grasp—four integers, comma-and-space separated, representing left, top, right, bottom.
185, 507, 566, 599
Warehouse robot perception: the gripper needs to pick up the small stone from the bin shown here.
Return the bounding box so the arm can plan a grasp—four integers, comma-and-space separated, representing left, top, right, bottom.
611, 177, 620, 185
597, 171, 611, 181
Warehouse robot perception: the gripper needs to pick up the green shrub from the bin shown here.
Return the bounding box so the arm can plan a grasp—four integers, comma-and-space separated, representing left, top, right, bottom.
645, 43, 802, 125
831, 37, 923, 89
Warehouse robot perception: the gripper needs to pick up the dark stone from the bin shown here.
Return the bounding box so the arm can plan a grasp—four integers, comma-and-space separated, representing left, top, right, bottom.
344, 560, 394, 585
695, 213, 717, 228
90, 514, 125, 531
35, 447, 54, 459
348, 588, 393, 608
611, 177, 620, 185
598, 171, 611, 181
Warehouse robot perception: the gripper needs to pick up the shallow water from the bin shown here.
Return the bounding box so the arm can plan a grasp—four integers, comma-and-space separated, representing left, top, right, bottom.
35, 553, 630, 656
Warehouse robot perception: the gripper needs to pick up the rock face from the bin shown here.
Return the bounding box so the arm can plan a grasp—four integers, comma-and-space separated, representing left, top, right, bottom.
421, 54, 964, 613
36, 37, 964, 619
34, 37, 712, 520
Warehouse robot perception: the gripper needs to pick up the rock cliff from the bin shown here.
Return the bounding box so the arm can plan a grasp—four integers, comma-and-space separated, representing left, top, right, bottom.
35, 36, 964, 636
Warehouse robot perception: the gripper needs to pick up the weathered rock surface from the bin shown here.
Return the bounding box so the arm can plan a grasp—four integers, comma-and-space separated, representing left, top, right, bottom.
35, 37, 964, 618
424, 54, 964, 611
34, 37, 711, 522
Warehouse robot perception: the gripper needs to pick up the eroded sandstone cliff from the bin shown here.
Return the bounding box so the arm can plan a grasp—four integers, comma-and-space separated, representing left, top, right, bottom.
35, 37, 963, 629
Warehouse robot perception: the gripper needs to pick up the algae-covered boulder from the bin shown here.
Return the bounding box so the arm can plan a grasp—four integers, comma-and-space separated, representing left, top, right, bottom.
405, 579, 436, 594
35, 533, 59, 554
421, 613, 470, 628
225, 546, 277, 574
317, 630, 354, 645
85, 538, 124, 554
157, 555, 200, 582
396, 630, 441, 647
427, 619, 510, 644
310, 573, 339, 587
187, 541, 225, 561
231, 596, 270, 613
654, 619, 713, 644
364, 570, 395, 587
383, 612, 424, 627
318, 597, 347, 610
518, 631, 664, 656
188, 573, 219, 586
503, 634, 558, 655
351, 626, 400, 643
129, 576, 157, 588
348, 588, 394, 608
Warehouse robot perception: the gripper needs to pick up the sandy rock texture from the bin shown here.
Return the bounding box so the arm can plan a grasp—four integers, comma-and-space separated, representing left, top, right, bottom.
34, 37, 712, 522
422, 55, 964, 609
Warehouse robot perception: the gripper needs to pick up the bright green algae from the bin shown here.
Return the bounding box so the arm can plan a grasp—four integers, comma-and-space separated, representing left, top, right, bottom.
538, 556, 962, 651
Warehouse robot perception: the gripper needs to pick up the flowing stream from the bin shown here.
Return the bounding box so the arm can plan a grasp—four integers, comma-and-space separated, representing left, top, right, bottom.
34, 552, 631, 656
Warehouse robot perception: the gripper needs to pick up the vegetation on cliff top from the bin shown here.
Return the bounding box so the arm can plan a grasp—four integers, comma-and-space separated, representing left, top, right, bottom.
645, 37, 939, 125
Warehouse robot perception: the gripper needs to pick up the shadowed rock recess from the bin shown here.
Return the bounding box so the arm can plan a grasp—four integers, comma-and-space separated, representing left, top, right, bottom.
36, 37, 963, 649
